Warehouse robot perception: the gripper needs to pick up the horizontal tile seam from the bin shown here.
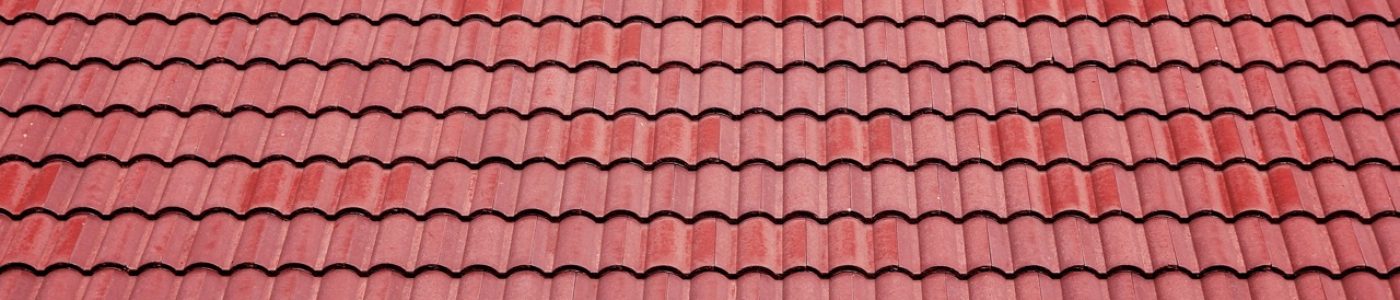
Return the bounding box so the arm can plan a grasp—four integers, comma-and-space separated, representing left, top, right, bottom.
6, 208, 1394, 225
2, 154, 1395, 171
8, 60, 1386, 74
2, 11, 1394, 28
3, 57, 1389, 73
0, 263, 1389, 280
5, 154, 1394, 171
6, 103, 1396, 121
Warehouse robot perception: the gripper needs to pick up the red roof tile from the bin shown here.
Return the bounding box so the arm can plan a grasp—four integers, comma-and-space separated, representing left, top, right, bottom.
4, 213, 1396, 275
3, 0, 1396, 23
5, 269, 1397, 300
4, 19, 1396, 68
4, 111, 1398, 166
3, 161, 1397, 220
4, 1, 1400, 297
4, 63, 1399, 116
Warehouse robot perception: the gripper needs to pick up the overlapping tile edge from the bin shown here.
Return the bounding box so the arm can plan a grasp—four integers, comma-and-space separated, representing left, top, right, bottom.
4, 268, 1398, 299
4, 110, 1398, 167
6, 18, 1400, 72
3, 212, 1399, 276
1, 160, 1398, 221
5, 63, 1400, 118
3, 0, 1399, 25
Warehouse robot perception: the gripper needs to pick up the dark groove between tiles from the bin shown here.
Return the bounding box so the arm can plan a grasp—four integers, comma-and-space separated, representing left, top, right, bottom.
0, 154, 1395, 173
0, 262, 1391, 280
1, 11, 1395, 28
4, 206, 1395, 225
2, 57, 1392, 74
4, 102, 1396, 122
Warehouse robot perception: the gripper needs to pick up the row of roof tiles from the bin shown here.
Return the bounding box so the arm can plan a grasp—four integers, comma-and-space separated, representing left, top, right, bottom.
4, 213, 1397, 274
4, 111, 1397, 165
2, 0, 1394, 23
5, 19, 1397, 68
8, 269, 1398, 300
3, 269, 1396, 300
6, 63, 1400, 116
3, 161, 1397, 220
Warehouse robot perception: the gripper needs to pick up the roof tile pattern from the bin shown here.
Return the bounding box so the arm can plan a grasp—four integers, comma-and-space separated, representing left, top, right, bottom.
5, 64, 1400, 116
4, 0, 1400, 298
6, 269, 1398, 300
4, 111, 1397, 166
3, 19, 1395, 68
5, 213, 1397, 274
2, 161, 1397, 220
2, 0, 1395, 23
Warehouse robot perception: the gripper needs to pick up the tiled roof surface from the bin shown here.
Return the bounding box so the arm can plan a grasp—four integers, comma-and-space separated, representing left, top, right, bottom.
5, 111, 1399, 166
6, 214, 1398, 274
7, 64, 1400, 116
5, 161, 1399, 220
5, 0, 1400, 23
7, 269, 1400, 300
6, 19, 1400, 69
3, 1, 1400, 299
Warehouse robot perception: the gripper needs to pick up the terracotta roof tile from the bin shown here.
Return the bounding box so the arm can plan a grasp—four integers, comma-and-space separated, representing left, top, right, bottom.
4, 0, 1399, 296
5, 63, 1398, 116
4, 213, 1397, 275
2, 161, 1397, 220
4, 19, 1393, 68
4, 268, 1397, 300
3, 0, 1396, 23
6, 111, 1397, 165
